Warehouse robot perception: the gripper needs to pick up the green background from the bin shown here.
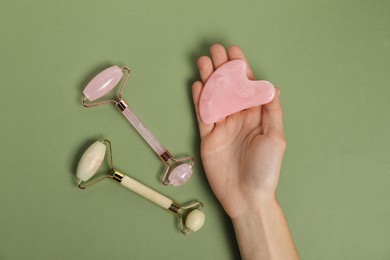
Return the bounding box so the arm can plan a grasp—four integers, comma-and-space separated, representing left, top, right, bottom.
1, 0, 389, 259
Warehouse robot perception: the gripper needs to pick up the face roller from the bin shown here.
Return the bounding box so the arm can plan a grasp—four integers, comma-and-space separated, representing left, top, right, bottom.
76, 140, 205, 235
82, 66, 194, 186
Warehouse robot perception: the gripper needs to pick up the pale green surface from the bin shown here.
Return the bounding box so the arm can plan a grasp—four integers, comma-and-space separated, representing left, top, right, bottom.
1, 0, 390, 259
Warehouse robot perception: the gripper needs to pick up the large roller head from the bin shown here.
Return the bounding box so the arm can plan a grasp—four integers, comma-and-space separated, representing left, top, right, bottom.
76, 141, 106, 182
83, 65, 123, 101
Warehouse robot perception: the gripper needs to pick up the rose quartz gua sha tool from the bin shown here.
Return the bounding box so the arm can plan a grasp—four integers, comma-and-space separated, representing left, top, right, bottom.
199, 59, 276, 124
82, 66, 194, 186
76, 140, 205, 235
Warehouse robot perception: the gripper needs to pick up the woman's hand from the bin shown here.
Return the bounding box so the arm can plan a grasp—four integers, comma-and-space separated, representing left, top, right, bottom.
192, 44, 286, 219
192, 44, 299, 259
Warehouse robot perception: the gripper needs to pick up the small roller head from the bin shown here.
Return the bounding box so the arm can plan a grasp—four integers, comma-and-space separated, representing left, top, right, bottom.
168, 163, 193, 186
185, 209, 205, 232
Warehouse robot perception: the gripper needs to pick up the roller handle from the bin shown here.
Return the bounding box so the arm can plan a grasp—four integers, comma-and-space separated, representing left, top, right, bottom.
120, 175, 173, 209
121, 107, 167, 156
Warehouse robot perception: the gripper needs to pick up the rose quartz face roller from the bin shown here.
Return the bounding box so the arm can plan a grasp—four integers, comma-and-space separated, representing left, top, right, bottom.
199, 59, 276, 124
76, 140, 205, 235
82, 66, 194, 186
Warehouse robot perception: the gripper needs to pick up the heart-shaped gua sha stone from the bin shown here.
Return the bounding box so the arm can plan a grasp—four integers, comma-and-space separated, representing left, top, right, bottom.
199, 59, 276, 124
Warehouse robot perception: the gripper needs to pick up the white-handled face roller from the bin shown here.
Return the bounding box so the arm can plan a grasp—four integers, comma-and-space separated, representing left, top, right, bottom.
82, 65, 194, 186
76, 140, 205, 234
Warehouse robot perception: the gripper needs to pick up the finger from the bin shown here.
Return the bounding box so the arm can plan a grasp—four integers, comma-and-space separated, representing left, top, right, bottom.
242, 106, 262, 129
197, 56, 214, 83
262, 88, 284, 135
192, 81, 214, 137
227, 45, 255, 80
210, 43, 229, 69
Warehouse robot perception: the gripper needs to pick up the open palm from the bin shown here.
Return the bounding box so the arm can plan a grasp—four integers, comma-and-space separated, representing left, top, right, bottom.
192, 44, 286, 219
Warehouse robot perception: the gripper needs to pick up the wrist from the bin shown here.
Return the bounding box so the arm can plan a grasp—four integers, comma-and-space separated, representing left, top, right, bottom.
230, 195, 279, 223
230, 196, 299, 260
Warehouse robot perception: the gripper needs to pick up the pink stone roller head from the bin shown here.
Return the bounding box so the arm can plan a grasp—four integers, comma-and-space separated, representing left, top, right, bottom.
83, 66, 123, 101
199, 59, 276, 124
82, 65, 195, 186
